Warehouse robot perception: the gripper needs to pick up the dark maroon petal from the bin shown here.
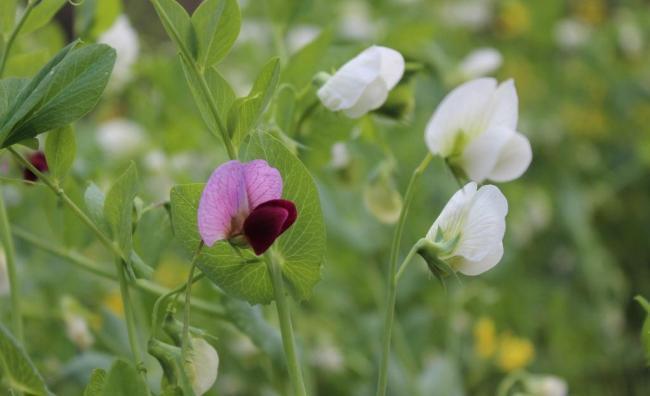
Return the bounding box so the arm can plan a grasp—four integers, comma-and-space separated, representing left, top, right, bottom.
23, 151, 48, 182
243, 199, 298, 255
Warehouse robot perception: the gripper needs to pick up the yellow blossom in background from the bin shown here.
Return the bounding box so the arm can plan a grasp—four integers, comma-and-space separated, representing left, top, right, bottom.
103, 289, 124, 318
497, 333, 535, 372
474, 317, 497, 359
498, 0, 531, 37
153, 258, 189, 288
574, 0, 606, 25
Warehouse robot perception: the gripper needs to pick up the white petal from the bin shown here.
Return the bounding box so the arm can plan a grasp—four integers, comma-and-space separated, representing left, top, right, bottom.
317, 47, 381, 111
376, 46, 405, 90
427, 182, 478, 242
190, 338, 220, 395
485, 79, 518, 131
455, 184, 507, 261
460, 126, 514, 183
489, 132, 532, 182
424, 78, 497, 156
455, 242, 503, 276
342, 78, 389, 118
458, 47, 503, 79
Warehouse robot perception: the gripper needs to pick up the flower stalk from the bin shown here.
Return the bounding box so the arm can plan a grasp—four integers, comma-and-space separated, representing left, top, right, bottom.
265, 251, 307, 396
377, 152, 432, 396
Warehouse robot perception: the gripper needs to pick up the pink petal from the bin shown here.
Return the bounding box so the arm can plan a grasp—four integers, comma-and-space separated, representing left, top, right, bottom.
243, 160, 283, 210
198, 160, 249, 246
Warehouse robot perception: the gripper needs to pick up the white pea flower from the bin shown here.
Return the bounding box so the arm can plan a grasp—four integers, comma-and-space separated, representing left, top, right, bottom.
423, 182, 507, 276
317, 46, 405, 118
554, 19, 591, 50
457, 47, 503, 80
424, 78, 532, 183
96, 119, 147, 159
61, 297, 95, 350
98, 15, 140, 89
186, 337, 220, 395
526, 375, 568, 396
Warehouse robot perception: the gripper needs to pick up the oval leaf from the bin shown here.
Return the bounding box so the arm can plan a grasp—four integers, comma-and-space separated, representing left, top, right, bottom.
104, 163, 138, 258
45, 125, 76, 183
191, 0, 240, 67
100, 359, 148, 396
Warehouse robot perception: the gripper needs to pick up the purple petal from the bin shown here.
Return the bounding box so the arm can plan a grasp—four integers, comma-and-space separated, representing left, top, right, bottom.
243, 199, 298, 255
243, 160, 283, 210
198, 160, 249, 246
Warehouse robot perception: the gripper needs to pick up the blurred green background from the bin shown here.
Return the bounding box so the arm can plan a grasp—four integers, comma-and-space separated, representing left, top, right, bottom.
1, 0, 649, 394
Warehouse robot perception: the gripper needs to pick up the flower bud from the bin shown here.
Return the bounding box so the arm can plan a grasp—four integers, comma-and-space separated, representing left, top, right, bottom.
184, 337, 219, 396
363, 169, 403, 224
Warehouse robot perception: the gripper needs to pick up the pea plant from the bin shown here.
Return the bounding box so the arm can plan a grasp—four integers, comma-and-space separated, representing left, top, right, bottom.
0, 1, 542, 395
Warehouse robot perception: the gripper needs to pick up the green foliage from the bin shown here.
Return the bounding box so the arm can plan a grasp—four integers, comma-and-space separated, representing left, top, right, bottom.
180, 62, 235, 132
100, 359, 148, 396
0, 0, 16, 35
84, 182, 109, 233
170, 132, 325, 304
104, 162, 138, 258
83, 369, 107, 396
191, 0, 240, 68
151, 0, 196, 59
0, 323, 51, 396
273, 84, 297, 133
281, 29, 332, 91
22, 0, 68, 35
45, 125, 76, 183
227, 58, 280, 147
0, 42, 116, 147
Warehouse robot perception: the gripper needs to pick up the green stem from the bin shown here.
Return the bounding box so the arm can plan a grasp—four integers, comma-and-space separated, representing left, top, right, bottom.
393, 240, 424, 284
0, 187, 22, 341
150, 0, 235, 159
150, 272, 205, 340
265, 252, 307, 396
182, 243, 203, 358
376, 152, 432, 396
0, 0, 37, 77
115, 257, 147, 379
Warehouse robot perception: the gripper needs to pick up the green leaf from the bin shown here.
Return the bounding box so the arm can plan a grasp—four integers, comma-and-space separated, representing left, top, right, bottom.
191, 0, 240, 68
274, 84, 297, 133
227, 57, 280, 147
104, 162, 138, 257
16, 138, 39, 150
85, 182, 109, 233
22, 0, 67, 35
170, 132, 325, 303
281, 28, 332, 91
45, 125, 76, 183
100, 359, 148, 396
0, 78, 28, 120
83, 368, 107, 396
89, 0, 122, 37
0, 0, 16, 35
179, 60, 235, 132
0, 323, 52, 396
151, 0, 196, 59
0, 43, 116, 148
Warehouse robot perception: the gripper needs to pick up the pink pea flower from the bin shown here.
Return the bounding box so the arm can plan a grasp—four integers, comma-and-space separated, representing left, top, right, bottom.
197, 160, 297, 255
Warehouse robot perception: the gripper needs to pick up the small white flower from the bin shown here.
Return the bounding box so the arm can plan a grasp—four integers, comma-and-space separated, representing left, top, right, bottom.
440, 0, 492, 30
330, 142, 351, 169
186, 337, 220, 395
287, 25, 321, 54
0, 248, 9, 296
98, 15, 140, 89
526, 375, 568, 396
317, 46, 405, 118
96, 119, 146, 158
424, 78, 532, 183
458, 47, 503, 80
425, 182, 507, 276
554, 19, 591, 50
64, 315, 95, 350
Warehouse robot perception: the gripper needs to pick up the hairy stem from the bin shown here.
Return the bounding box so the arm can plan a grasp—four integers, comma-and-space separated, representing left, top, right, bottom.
376, 152, 432, 396
265, 252, 307, 396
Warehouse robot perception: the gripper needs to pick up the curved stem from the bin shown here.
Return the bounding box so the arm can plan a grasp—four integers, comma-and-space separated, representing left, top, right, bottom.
393, 240, 424, 284
182, 242, 203, 358
0, 187, 22, 341
376, 152, 432, 396
0, 0, 37, 77
265, 252, 307, 396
